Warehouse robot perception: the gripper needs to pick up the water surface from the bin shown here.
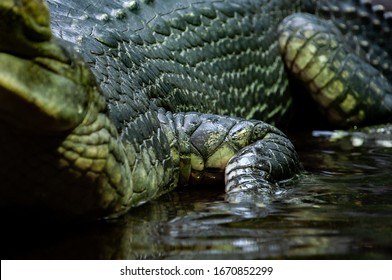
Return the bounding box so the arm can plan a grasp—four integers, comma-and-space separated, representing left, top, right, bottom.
2, 130, 392, 259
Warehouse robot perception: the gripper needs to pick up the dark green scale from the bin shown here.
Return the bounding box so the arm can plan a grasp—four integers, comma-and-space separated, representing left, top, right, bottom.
49, 0, 304, 127
49, 0, 392, 129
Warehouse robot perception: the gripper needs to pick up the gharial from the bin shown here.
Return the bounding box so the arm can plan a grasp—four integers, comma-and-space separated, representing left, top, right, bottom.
0, 0, 391, 220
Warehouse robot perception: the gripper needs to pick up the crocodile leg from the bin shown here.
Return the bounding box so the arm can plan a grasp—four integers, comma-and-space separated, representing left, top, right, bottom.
159, 111, 302, 200
0, 0, 303, 220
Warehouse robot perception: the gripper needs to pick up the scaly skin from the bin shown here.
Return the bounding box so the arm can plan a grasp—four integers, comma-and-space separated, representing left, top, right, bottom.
0, 0, 391, 220
280, 1, 392, 125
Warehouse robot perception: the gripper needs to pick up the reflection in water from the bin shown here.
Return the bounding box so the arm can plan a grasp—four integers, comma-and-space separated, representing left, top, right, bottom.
1, 131, 392, 259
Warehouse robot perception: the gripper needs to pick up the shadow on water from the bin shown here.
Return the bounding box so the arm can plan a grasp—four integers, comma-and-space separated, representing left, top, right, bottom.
1, 131, 392, 259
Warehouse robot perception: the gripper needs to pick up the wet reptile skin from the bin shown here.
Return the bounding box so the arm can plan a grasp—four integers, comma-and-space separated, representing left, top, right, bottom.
0, 0, 391, 220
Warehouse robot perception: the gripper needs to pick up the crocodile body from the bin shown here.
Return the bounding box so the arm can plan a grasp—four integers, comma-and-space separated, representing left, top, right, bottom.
0, 0, 391, 220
